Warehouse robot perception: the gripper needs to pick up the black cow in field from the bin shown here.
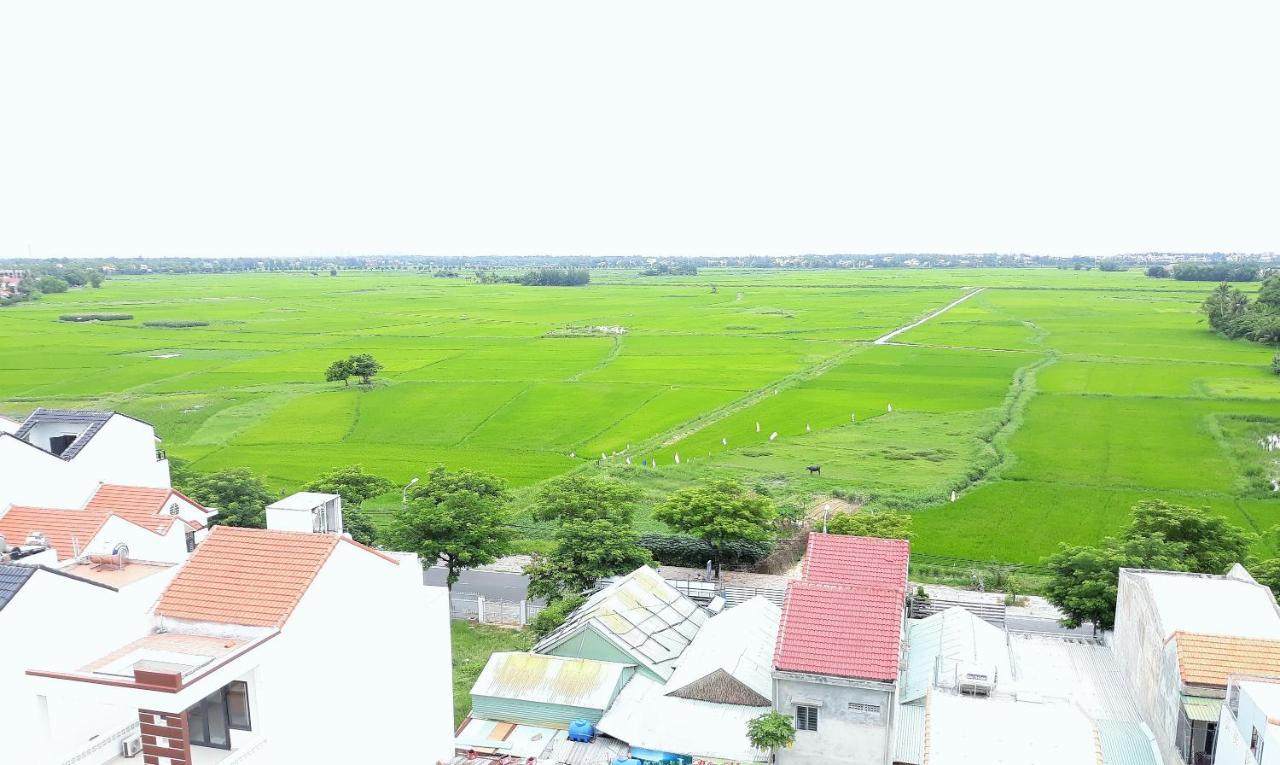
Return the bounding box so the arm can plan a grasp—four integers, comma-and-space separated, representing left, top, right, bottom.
806, 465, 821, 476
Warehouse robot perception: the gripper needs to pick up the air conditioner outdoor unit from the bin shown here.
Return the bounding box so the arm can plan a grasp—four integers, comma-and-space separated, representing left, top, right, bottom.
121, 736, 143, 758
956, 662, 997, 697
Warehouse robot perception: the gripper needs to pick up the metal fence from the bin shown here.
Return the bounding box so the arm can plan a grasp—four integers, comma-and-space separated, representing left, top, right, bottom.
450, 592, 545, 627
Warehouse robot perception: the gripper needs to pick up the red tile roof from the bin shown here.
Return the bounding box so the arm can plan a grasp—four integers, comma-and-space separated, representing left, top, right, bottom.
0, 506, 110, 561
773, 533, 909, 683
774, 581, 906, 682
154, 526, 396, 627
85, 485, 178, 535
804, 534, 909, 591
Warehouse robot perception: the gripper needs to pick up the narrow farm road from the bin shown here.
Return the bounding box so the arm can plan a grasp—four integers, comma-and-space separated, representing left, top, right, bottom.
873, 287, 985, 345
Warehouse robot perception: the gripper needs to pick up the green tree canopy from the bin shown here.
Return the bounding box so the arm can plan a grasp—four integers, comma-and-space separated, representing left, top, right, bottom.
325, 358, 354, 385
1126, 499, 1255, 574
824, 511, 912, 540
1249, 558, 1280, 599
348, 353, 383, 384
304, 465, 394, 546
531, 474, 642, 524
654, 479, 774, 574
527, 518, 653, 601
184, 467, 273, 529
747, 710, 796, 753
387, 466, 513, 587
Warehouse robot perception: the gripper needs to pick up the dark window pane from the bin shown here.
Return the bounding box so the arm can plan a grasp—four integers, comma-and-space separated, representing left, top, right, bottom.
227, 681, 251, 730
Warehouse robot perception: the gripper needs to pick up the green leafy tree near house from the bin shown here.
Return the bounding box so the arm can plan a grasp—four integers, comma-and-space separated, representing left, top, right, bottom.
183, 467, 274, 529
655, 479, 775, 575
825, 511, 912, 540
1043, 500, 1255, 629
527, 474, 652, 600
386, 466, 513, 589
303, 465, 394, 546
747, 710, 796, 759
1249, 558, 1280, 599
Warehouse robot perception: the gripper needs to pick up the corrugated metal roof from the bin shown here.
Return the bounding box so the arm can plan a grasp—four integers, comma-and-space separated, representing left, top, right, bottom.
471, 652, 631, 711
665, 596, 779, 705
926, 693, 1102, 765
1181, 695, 1223, 723
597, 675, 768, 763
1096, 720, 1159, 765
894, 703, 925, 765
534, 566, 707, 680
902, 607, 1012, 704
0, 563, 36, 611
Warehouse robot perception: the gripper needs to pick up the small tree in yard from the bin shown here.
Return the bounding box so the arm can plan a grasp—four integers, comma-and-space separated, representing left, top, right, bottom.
304, 465, 394, 546
825, 511, 911, 540
655, 479, 774, 576
531, 474, 641, 524
325, 358, 354, 386
386, 466, 513, 589
747, 710, 795, 761
184, 467, 273, 529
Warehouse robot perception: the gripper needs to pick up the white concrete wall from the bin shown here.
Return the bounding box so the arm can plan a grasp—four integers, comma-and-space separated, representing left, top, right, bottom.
1112, 571, 1183, 765
0, 416, 170, 510
85, 515, 192, 564
1215, 690, 1280, 765
245, 542, 454, 762
773, 674, 895, 765
2, 565, 181, 765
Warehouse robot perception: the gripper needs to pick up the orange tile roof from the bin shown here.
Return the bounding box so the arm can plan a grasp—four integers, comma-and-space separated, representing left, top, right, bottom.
0, 506, 110, 560
1171, 632, 1280, 687
154, 526, 342, 627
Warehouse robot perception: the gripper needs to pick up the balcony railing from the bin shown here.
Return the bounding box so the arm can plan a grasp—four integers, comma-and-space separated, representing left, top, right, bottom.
60, 721, 139, 765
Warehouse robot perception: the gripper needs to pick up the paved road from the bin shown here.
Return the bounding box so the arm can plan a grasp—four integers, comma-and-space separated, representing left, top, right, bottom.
424, 566, 538, 602
874, 287, 985, 345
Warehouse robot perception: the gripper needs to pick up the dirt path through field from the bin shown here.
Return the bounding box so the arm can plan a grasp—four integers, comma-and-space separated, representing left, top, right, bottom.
873, 287, 984, 345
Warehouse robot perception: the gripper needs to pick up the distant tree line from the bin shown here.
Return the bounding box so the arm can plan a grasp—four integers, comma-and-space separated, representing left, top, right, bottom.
0, 265, 104, 307
519, 267, 590, 286
639, 261, 698, 276
1173, 263, 1262, 282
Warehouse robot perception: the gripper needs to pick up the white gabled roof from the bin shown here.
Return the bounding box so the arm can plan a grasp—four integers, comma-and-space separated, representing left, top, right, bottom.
1127, 569, 1280, 641
598, 675, 768, 763
901, 607, 1012, 704
534, 566, 707, 680
664, 596, 779, 705
267, 492, 339, 511
0, 415, 19, 435
471, 652, 631, 711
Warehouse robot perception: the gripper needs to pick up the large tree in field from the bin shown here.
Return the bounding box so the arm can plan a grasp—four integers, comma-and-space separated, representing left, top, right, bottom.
385, 466, 513, 588
325, 358, 353, 386
825, 511, 911, 540
526, 474, 651, 600
1126, 499, 1255, 574
655, 479, 774, 575
304, 465, 394, 546
184, 467, 273, 529
348, 353, 383, 385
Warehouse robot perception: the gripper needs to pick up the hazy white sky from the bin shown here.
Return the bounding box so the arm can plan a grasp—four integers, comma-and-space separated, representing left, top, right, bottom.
2, 1, 1277, 259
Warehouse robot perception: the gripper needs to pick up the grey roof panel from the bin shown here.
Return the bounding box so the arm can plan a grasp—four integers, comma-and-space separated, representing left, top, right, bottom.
14, 408, 116, 460
0, 563, 37, 611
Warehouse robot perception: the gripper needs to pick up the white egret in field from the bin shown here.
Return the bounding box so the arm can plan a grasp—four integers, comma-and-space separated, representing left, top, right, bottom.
569, 451, 575, 458
950, 490, 957, 502
601, 452, 607, 460
887, 403, 893, 413
626, 456, 632, 465
756, 422, 761, 432
674, 453, 681, 464
806, 423, 811, 432
721, 437, 727, 446
851, 412, 856, 423
769, 431, 778, 441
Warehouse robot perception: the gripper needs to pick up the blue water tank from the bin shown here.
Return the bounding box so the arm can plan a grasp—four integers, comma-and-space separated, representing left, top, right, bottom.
612, 759, 642, 765
567, 720, 595, 743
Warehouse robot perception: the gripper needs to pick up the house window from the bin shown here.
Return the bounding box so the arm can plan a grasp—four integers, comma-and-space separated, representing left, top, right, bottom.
1252, 726, 1261, 756
227, 680, 251, 730
795, 705, 819, 732
848, 702, 881, 715
186, 530, 197, 553
48, 434, 77, 456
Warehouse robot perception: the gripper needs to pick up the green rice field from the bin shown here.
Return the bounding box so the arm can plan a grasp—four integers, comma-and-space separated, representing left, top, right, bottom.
3, 267, 1278, 565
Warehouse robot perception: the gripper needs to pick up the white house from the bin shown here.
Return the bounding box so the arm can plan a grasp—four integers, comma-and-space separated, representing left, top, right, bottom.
772, 534, 909, 765
1215, 676, 1280, 765
0, 483, 215, 564
1113, 566, 1280, 765
20, 524, 454, 764
266, 491, 343, 535
0, 409, 171, 511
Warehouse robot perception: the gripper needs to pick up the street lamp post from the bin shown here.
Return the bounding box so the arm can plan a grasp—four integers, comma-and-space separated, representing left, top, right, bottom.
402, 477, 420, 510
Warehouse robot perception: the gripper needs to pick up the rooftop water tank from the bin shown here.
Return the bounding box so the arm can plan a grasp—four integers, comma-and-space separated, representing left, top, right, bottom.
567, 720, 595, 743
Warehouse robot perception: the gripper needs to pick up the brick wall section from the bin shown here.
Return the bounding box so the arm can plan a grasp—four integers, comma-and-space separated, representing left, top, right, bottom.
138, 709, 191, 765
